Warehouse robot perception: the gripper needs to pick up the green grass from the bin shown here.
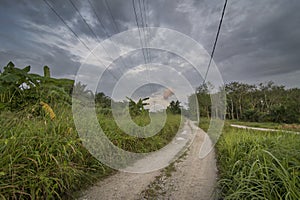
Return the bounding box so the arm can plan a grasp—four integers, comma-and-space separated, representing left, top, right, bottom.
0, 104, 182, 199
0, 105, 111, 199
199, 119, 300, 199
217, 128, 300, 199
99, 113, 182, 153
199, 117, 210, 132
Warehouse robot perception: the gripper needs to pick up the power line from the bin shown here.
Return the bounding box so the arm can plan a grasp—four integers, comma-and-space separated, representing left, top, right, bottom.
68, 0, 129, 77
143, 0, 152, 63
202, 0, 228, 85
89, 0, 150, 81
86, 0, 131, 69
133, 0, 155, 97
68, 0, 100, 41
138, 0, 148, 63
87, 0, 112, 39
42, 0, 93, 56
141, 0, 155, 96
135, 0, 152, 67
42, 0, 119, 81
103, 0, 119, 33
132, 0, 147, 66
140, 0, 151, 64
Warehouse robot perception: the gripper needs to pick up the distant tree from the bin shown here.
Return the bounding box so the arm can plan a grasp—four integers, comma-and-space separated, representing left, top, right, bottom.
126, 97, 149, 116
196, 83, 211, 118
225, 82, 256, 120
167, 100, 181, 114
187, 93, 198, 120
72, 82, 93, 98
189, 81, 300, 123
95, 92, 111, 108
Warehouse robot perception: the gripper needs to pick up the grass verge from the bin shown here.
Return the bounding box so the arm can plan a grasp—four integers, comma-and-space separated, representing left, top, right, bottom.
217, 128, 300, 199
199, 119, 300, 199
0, 105, 181, 199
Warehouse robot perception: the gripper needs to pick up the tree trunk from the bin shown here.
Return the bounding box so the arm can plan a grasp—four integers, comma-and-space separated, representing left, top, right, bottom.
231, 99, 234, 120
239, 97, 243, 119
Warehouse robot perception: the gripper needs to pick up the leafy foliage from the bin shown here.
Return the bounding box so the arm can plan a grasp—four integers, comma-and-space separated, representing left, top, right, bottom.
0, 104, 181, 199
0, 62, 73, 111
95, 92, 111, 109
0, 62, 38, 110
166, 100, 181, 114
126, 97, 149, 117
1, 62, 183, 199
188, 81, 300, 123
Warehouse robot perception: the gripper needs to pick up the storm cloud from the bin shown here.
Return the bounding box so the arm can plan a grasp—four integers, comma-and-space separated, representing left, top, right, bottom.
0, 0, 299, 92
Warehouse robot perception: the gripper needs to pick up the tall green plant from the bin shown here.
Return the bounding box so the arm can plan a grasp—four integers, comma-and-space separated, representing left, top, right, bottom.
166, 100, 181, 114
126, 97, 149, 117
0, 62, 72, 111
0, 62, 39, 110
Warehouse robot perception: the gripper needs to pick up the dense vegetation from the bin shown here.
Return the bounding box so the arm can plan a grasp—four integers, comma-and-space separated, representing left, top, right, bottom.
0, 62, 182, 199
0, 62, 73, 112
218, 128, 300, 199
199, 119, 300, 199
189, 81, 300, 123
0, 106, 111, 199
166, 100, 182, 115
2, 61, 299, 199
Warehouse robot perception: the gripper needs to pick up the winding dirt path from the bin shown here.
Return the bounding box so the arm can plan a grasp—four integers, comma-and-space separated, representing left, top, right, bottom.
79, 121, 217, 200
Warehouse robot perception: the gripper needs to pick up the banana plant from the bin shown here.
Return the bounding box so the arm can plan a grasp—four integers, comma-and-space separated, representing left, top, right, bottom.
126, 97, 149, 116
0, 61, 72, 110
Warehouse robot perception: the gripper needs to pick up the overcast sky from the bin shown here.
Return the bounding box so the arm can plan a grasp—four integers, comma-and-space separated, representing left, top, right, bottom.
1, 0, 300, 97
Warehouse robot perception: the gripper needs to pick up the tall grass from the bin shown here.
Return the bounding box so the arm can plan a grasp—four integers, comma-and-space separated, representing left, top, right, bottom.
0, 105, 112, 199
216, 128, 300, 199
1, 104, 182, 199
98, 113, 182, 153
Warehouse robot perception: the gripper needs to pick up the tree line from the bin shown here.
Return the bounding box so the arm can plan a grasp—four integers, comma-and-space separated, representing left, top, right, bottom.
188, 81, 300, 123
2, 61, 298, 123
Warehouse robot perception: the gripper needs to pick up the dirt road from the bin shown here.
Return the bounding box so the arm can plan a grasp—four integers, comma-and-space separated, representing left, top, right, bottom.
79, 121, 217, 200
231, 124, 300, 134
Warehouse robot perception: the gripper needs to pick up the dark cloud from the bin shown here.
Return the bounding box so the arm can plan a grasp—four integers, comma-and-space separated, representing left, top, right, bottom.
214, 0, 300, 81
36, 45, 81, 77
0, 0, 299, 92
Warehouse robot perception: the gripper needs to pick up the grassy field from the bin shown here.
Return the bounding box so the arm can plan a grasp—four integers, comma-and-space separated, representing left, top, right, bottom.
0, 104, 181, 199
199, 118, 300, 199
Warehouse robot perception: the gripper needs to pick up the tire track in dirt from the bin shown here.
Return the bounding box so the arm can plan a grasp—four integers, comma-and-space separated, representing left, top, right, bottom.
140, 123, 218, 200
